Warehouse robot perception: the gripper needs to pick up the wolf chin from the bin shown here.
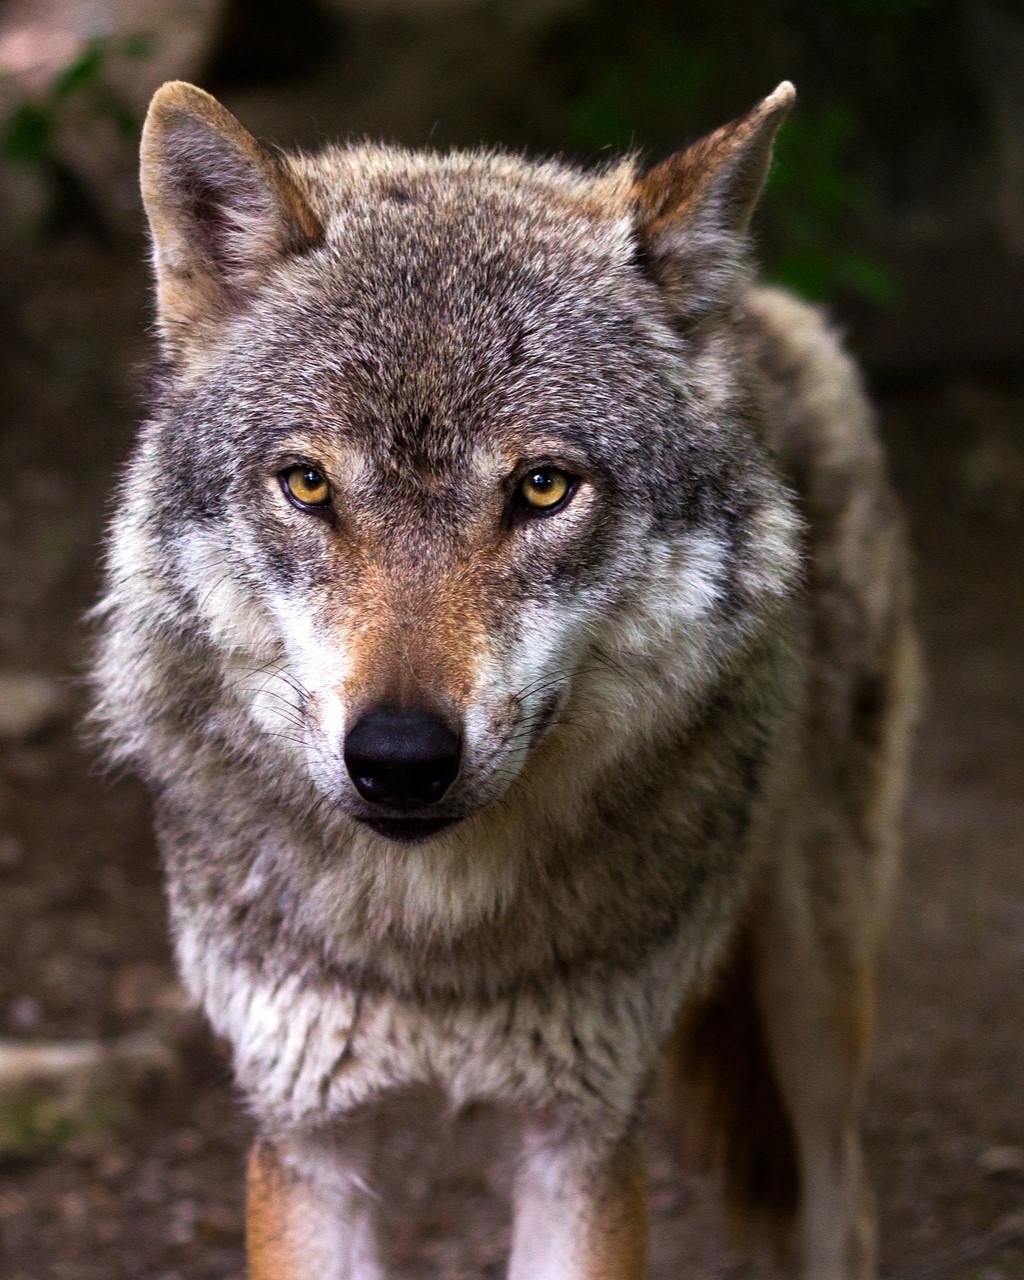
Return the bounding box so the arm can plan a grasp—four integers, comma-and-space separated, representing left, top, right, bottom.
91, 78, 918, 1280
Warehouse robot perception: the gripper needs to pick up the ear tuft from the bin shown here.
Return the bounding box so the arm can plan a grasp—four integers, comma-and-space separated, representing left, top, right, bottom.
140, 82, 323, 360
632, 83, 796, 322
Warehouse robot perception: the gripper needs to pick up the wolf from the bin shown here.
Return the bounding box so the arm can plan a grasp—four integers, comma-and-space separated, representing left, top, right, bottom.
90, 78, 918, 1279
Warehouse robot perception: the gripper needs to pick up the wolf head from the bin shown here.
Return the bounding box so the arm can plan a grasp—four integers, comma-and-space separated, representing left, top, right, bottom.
94, 82, 801, 849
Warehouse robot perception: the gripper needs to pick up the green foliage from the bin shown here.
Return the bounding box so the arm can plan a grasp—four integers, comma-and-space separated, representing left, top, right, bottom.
1, 34, 150, 168
0, 1094, 81, 1160
52, 45, 107, 100
566, 37, 716, 153
123, 35, 156, 61
560, 29, 901, 307
0, 1088, 125, 1161
4, 104, 53, 164
764, 104, 901, 304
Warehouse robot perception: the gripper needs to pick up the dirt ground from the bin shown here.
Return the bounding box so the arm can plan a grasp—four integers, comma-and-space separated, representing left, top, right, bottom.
0, 239, 1021, 1280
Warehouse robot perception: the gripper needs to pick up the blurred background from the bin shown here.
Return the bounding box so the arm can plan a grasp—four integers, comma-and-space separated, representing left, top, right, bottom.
0, 2, 1021, 1277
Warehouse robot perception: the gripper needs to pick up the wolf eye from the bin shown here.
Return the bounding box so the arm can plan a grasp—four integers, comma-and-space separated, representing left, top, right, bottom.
516, 467, 575, 514
281, 465, 330, 510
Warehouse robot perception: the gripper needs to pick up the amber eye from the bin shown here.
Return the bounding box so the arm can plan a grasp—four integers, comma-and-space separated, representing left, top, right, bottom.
516, 466, 575, 514
281, 465, 331, 510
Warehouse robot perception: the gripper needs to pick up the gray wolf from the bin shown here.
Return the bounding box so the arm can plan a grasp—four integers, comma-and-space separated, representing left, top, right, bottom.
91, 78, 919, 1279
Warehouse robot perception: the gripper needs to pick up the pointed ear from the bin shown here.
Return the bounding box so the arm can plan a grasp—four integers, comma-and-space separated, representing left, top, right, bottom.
140, 82, 323, 360
632, 82, 795, 323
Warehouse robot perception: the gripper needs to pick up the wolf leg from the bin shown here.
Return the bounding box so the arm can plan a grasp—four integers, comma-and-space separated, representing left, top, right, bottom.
752, 883, 879, 1280
667, 889, 877, 1279
508, 1128, 648, 1280
247, 1134, 384, 1280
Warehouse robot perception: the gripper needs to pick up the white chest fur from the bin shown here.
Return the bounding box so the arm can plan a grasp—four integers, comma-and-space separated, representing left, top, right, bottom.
178, 925, 699, 1135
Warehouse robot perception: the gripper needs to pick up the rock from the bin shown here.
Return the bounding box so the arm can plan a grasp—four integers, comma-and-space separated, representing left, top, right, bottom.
995, 1211, 1024, 1238
0, 834, 24, 870
980, 1144, 1024, 1179
0, 671, 69, 741
5, 996, 41, 1033
960, 434, 1024, 524
112, 963, 190, 1019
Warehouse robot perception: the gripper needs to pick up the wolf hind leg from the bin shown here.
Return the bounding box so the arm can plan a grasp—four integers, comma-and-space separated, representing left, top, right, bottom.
751, 878, 880, 1280
667, 923, 801, 1262
667, 884, 879, 1280
756, 612, 918, 1278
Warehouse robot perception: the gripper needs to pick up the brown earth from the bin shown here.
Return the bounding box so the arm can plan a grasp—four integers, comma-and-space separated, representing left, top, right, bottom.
0, 241, 1022, 1280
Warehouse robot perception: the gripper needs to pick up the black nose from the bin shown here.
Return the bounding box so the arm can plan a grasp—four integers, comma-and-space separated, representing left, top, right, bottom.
343, 706, 461, 810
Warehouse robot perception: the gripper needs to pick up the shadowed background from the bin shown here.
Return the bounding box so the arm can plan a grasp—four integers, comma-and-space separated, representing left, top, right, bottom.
0, 2, 1022, 1277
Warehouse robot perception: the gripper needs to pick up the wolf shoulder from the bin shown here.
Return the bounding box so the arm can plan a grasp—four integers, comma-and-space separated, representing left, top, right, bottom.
738, 285, 885, 486
738, 285, 917, 756
738, 284, 909, 594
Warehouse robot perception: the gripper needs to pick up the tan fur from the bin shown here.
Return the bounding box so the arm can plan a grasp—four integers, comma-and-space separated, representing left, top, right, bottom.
634, 82, 795, 237
339, 560, 492, 714
248, 1137, 385, 1280
247, 1145, 316, 1280
581, 1140, 650, 1280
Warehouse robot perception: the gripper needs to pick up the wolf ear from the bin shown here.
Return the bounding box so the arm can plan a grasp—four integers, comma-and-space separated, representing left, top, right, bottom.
140, 82, 323, 359
632, 82, 795, 323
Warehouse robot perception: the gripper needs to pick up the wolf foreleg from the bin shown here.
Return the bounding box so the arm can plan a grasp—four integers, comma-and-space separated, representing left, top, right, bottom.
247, 1137, 385, 1280
508, 1128, 649, 1280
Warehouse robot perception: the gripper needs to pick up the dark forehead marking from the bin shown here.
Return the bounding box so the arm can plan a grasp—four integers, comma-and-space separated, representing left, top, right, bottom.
381, 181, 413, 204
507, 323, 528, 369
384, 408, 451, 472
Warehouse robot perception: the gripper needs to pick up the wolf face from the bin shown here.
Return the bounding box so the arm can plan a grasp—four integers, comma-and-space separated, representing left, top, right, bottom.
95, 83, 800, 854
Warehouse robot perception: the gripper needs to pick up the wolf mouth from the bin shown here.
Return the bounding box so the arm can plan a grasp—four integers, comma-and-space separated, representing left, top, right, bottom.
358, 815, 462, 843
